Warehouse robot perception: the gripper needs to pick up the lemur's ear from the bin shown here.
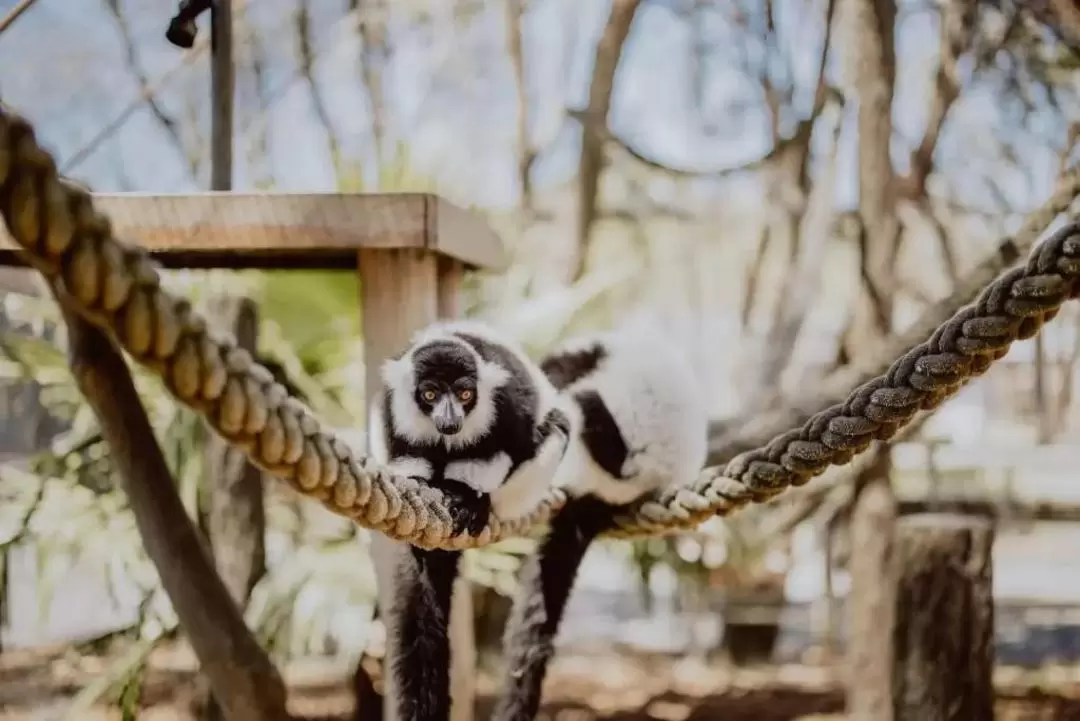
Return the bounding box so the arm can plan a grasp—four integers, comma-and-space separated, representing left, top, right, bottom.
380, 352, 412, 393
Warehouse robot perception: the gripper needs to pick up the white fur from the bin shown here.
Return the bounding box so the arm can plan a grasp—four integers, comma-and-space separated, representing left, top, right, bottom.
549, 324, 708, 506
444, 454, 513, 495
490, 415, 572, 520
386, 456, 434, 481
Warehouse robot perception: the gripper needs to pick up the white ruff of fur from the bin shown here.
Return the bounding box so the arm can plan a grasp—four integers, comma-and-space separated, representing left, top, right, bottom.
380, 324, 512, 452
378, 320, 570, 522
550, 325, 709, 506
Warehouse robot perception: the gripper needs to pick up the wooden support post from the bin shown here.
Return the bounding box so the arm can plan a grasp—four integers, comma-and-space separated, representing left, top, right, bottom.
434, 253, 477, 721
359, 248, 439, 404
892, 513, 995, 721
437, 255, 465, 319
360, 248, 478, 721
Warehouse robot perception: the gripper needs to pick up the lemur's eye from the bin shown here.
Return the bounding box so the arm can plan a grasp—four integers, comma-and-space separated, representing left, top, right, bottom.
422, 390, 437, 402
458, 389, 474, 402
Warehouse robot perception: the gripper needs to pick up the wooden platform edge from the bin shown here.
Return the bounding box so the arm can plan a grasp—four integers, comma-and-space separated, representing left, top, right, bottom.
0, 191, 508, 271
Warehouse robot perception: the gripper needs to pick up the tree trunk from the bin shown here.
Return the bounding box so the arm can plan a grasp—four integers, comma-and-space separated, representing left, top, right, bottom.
353, 0, 388, 175
55, 299, 288, 721
568, 0, 642, 283
846, 449, 897, 721
199, 295, 267, 721
505, 0, 533, 215
892, 513, 994, 721
845, 0, 900, 712
203, 296, 267, 607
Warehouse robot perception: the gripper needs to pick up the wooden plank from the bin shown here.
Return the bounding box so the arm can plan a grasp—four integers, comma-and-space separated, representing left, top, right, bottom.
0, 192, 508, 271
428, 196, 507, 272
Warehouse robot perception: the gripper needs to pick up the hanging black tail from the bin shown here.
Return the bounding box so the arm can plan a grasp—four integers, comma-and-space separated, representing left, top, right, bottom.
490, 496, 616, 721
393, 548, 462, 721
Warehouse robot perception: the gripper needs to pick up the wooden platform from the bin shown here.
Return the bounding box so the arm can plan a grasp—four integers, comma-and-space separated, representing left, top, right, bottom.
0, 191, 507, 271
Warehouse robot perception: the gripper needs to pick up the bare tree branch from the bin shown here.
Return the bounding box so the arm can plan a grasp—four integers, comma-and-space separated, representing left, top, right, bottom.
505, 0, 536, 214
902, 0, 975, 198
52, 291, 288, 721
245, 13, 274, 187
709, 3, 1080, 467
745, 0, 841, 396
296, 0, 342, 177
103, 0, 197, 179
895, 0, 977, 285
705, 188, 1040, 465
569, 106, 794, 179
850, 0, 900, 337
568, 0, 643, 284
351, 0, 388, 176
0, 0, 40, 36
741, 224, 772, 328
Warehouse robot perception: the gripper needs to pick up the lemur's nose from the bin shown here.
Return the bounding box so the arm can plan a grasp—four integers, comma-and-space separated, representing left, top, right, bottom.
432, 397, 464, 435
435, 418, 463, 435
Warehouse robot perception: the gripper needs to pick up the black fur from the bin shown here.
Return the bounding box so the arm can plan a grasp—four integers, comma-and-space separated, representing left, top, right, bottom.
395, 548, 462, 721
490, 496, 617, 721
539, 342, 607, 390
572, 389, 630, 480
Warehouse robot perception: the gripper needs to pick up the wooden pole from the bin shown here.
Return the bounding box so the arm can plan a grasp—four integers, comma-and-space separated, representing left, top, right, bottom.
210, 0, 234, 190
202, 9, 242, 719
892, 513, 994, 721
361, 248, 439, 721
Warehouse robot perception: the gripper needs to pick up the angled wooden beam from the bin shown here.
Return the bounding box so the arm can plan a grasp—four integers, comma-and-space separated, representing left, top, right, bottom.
0, 192, 508, 271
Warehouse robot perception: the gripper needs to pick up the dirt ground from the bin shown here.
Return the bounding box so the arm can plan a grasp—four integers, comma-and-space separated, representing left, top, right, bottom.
3, 643, 1080, 721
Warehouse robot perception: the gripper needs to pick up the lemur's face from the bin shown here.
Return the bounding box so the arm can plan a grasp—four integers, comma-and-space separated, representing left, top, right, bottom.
411, 341, 480, 436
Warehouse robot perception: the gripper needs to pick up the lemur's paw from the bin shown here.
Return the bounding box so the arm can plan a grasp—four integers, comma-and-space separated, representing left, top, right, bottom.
441, 481, 492, 537
535, 407, 572, 445
548, 407, 572, 439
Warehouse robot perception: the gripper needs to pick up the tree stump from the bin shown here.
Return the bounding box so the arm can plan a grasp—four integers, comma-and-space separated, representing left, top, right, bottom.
892, 513, 994, 721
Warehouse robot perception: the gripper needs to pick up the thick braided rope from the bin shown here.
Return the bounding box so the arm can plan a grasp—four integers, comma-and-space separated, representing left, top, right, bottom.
2, 106, 1079, 548
0, 110, 566, 550
610, 221, 1080, 537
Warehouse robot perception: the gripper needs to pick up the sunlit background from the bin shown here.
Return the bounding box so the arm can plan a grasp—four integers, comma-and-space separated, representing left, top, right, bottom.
1, 0, 1080, 718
